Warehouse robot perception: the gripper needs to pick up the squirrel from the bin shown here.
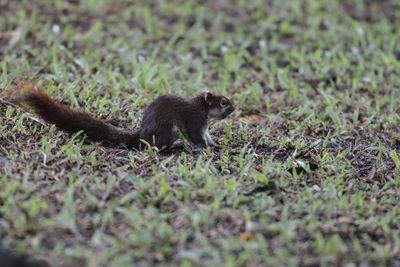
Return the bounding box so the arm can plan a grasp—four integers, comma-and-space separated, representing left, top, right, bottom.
6, 79, 234, 151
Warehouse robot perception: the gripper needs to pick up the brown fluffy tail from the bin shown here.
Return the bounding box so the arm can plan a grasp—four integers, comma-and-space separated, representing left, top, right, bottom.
6, 79, 140, 148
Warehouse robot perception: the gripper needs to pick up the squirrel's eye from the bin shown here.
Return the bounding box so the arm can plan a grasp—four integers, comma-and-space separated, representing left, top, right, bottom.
220, 98, 227, 107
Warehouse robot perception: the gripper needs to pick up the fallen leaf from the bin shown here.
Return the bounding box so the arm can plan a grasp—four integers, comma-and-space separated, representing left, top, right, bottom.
238, 114, 261, 122
239, 232, 256, 241
250, 114, 260, 119
238, 116, 249, 122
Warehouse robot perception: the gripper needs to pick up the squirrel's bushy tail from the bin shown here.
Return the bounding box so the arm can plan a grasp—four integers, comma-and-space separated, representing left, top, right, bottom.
7, 79, 140, 148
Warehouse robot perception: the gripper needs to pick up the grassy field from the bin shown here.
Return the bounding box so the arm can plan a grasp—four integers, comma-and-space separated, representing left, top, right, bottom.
1, 0, 400, 266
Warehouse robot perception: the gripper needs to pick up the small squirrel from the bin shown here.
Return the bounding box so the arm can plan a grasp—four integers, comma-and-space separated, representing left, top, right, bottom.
6, 79, 234, 151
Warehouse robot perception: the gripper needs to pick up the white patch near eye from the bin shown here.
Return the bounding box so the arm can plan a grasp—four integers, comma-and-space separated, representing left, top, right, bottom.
220, 99, 227, 107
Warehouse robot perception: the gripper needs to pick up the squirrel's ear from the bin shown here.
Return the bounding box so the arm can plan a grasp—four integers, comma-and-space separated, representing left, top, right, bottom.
204, 91, 213, 106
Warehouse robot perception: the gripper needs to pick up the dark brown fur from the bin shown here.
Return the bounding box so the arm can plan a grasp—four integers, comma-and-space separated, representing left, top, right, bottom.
7, 79, 234, 151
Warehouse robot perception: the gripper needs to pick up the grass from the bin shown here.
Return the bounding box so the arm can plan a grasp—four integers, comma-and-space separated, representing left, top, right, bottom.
1, 0, 400, 266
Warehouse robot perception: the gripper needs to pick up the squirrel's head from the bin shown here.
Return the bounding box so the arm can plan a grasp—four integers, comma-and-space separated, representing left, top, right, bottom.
203, 91, 234, 119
